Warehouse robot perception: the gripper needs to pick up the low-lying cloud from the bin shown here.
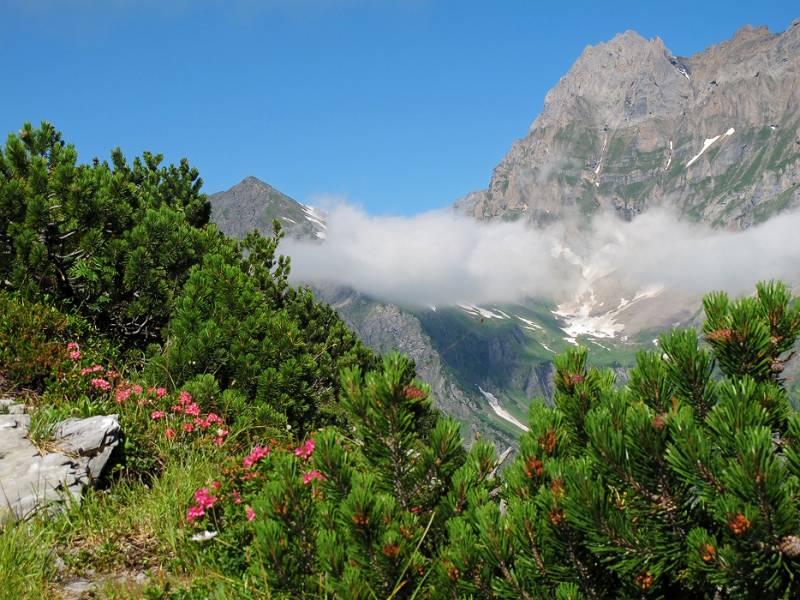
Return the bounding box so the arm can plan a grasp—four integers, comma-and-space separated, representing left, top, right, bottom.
283, 202, 800, 307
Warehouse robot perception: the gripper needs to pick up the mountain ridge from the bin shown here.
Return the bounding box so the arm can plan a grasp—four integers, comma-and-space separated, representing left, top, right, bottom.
457, 18, 800, 228
209, 18, 800, 447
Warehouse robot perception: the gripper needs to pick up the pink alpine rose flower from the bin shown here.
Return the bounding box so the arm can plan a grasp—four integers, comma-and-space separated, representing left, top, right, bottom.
90, 378, 111, 391
246, 506, 256, 521
243, 445, 270, 468
187, 506, 205, 523
303, 470, 326, 485
294, 439, 315, 460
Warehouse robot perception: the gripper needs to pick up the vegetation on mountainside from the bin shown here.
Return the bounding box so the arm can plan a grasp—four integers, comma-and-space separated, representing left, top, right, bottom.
2, 123, 800, 599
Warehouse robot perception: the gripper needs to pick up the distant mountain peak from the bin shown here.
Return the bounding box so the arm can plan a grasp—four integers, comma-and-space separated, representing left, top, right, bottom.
209, 177, 326, 241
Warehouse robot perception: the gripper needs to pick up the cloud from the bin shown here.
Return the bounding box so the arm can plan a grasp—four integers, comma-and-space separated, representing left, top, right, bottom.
283, 202, 800, 308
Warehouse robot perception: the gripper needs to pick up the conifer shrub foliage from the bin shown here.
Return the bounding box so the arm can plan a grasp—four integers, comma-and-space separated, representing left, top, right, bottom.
0, 122, 375, 433
0, 122, 214, 345
184, 282, 800, 599
151, 230, 375, 432
431, 281, 800, 599
185, 353, 499, 598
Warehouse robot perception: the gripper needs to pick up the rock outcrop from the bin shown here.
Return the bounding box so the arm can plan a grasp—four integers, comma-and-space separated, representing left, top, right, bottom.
0, 398, 121, 524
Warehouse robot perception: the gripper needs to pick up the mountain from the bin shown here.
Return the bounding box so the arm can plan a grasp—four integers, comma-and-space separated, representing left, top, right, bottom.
209, 176, 327, 240
208, 178, 523, 448
210, 19, 800, 448
457, 20, 800, 229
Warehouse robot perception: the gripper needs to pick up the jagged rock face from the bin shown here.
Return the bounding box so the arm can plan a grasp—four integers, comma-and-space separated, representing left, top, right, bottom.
458, 20, 800, 228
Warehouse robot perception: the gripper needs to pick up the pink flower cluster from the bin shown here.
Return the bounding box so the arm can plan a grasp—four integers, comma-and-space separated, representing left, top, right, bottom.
303, 470, 326, 485
90, 378, 111, 391
115, 383, 144, 403
187, 483, 256, 525
81, 364, 104, 376
185, 437, 332, 534
294, 439, 315, 460
243, 445, 270, 468
79, 367, 230, 447
66, 342, 81, 361
186, 486, 220, 523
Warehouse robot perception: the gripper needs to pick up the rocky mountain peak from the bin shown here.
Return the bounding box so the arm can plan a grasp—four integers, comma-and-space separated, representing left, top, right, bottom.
209, 176, 327, 240
460, 17, 800, 229
536, 29, 687, 132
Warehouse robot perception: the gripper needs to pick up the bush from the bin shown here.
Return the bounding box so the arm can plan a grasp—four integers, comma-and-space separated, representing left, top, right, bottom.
0, 121, 216, 345
180, 282, 800, 599
0, 291, 88, 390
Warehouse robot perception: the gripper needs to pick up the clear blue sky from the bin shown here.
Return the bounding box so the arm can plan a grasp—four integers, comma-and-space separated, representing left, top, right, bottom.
1, 0, 797, 214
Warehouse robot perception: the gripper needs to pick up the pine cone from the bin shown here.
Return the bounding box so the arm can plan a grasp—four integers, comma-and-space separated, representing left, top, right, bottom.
778, 535, 800, 557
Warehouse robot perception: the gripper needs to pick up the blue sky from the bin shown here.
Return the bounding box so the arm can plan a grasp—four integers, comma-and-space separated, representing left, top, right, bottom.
1, 0, 797, 214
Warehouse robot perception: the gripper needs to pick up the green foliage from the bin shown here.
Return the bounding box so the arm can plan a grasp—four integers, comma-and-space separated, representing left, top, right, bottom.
188, 354, 482, 599
1, 121, 375, 435
435, 281, 800, 599
153, 234, 375, 432
0, 121, 216, 345
6, 120, 800, 599
0, 290, 101, 390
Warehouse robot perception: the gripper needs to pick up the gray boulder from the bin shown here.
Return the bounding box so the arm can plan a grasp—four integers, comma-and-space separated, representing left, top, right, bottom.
0, 406, 121, 524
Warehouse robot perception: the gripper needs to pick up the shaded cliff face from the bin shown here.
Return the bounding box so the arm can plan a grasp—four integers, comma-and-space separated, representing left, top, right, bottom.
458, 20, 800, 228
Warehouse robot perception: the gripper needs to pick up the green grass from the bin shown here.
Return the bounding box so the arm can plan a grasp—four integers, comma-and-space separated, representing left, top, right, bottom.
26, 406, 65, 449
0, 442, 227, 599
0, 523, 57, 600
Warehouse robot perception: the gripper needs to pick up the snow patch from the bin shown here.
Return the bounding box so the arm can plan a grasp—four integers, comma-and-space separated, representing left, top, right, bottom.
516, 316, 542, 331
479, 387, 529, 432
540, 342, 557, 354
458, 303, 509, 320
674, 63, 690, 80
281, 217, 297, 224
300, 204, 328, 231
553, 286, 663, 340
686, 128, 735, 168
665, 140, 673, 169
594, 135, 608, 175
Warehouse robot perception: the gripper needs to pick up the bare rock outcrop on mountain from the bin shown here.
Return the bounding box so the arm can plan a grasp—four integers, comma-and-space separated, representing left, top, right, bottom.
458, 19, 800, 228
0, 397, 120, 524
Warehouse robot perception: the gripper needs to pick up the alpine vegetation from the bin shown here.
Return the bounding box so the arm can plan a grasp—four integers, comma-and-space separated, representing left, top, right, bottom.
3, 122, 800, 598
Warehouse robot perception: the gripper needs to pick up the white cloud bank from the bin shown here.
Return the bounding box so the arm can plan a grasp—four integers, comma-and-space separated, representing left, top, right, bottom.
283, 203, 800, 307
